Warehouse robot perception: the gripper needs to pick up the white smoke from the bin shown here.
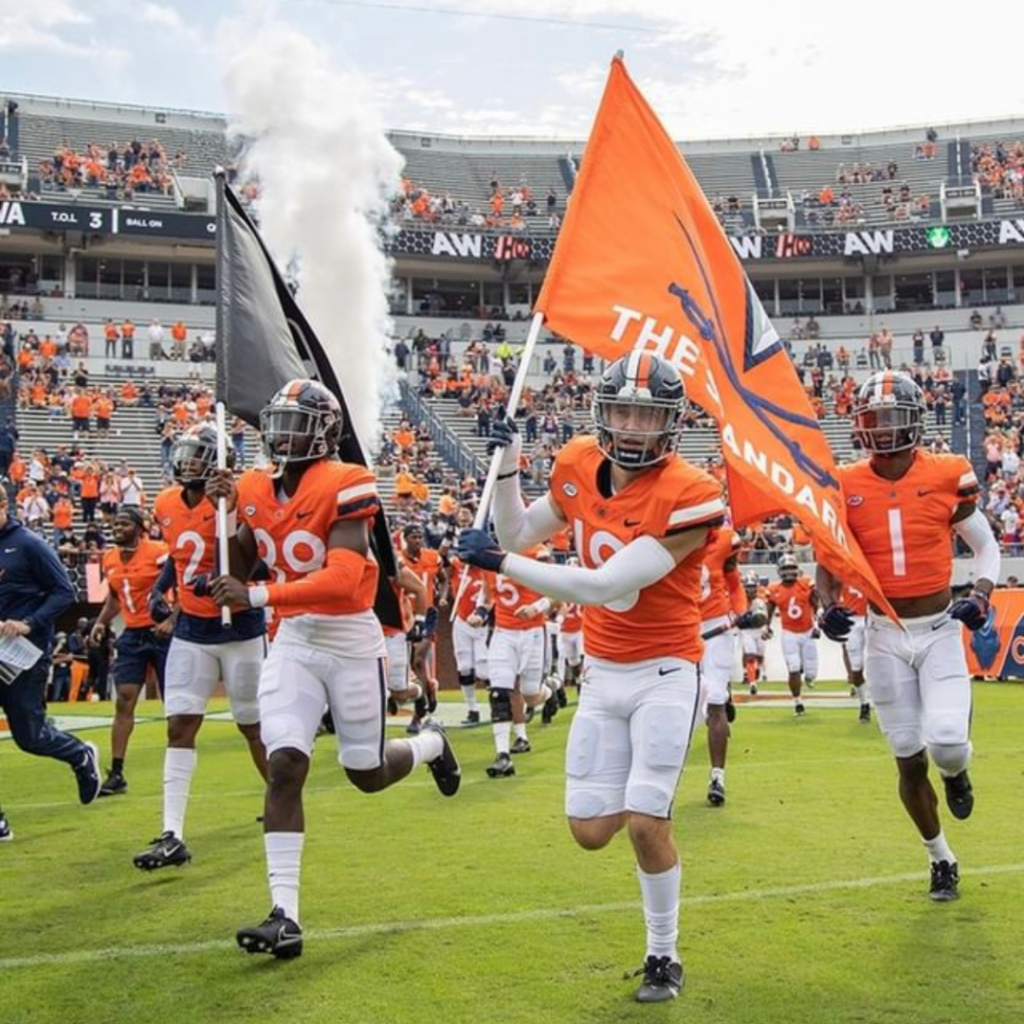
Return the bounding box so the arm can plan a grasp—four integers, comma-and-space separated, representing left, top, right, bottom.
221, 24, 403, 454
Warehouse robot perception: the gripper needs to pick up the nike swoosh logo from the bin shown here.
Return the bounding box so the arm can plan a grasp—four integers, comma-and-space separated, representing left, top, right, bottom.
658, 666, 681, 676
296, 510, 314, 519
624, 519, 641, 527
3, 548, 16, 554
917, 488, 934, 496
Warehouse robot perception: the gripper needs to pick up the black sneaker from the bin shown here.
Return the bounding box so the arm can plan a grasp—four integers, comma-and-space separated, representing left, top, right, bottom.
486, 752, 515, 777
386, 695, 399, 717
510, 737, 531, 754
556, 687, 568, 709
541, 692, 560, 724
0, 812, 12, 842
236, 906, 303, 959
725, 699, 736, 723
943, 770, 974, 820
424, 721, 460, 797
794, 702, 806, 717
74, 742, 102, 805
460, 709, 481, 727
634, 955, 684, 1002
98, 771, 127, 797
707, 778, 726, 806
929, 860, 960, 902
133, 831, 192, 871
859, 703, 871, 724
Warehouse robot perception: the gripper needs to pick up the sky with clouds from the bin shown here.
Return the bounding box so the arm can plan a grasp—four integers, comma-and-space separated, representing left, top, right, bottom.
3, 1, 1024, 141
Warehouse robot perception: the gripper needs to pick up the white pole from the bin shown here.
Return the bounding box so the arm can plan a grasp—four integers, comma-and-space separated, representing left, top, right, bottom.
215, 401, 232, 627
451, 310, 546, 618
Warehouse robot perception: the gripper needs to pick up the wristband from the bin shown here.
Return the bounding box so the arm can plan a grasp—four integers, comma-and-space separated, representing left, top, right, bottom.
248, 584, 269, 609
497, 470, 519, 481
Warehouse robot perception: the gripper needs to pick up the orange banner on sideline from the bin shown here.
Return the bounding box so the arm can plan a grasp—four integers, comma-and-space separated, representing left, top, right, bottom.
535, 57, 895, 622
963, 588, 1024, 678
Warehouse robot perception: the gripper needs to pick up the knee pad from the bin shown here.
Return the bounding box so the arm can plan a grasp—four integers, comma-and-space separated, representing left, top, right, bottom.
928, 740, 972, 776
488, 687, 513, 723
886, 728, 925, 760
637, 705, 689, 770
458, 672, 475, 689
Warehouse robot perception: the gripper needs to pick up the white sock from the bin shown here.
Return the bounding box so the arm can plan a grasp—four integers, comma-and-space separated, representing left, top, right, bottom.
493, 721, 511, 755
265, 832, 304, 924
460, 684, 479, 710
513, 722, 528, 741
923, 830, 956, 865
710, 767, 725, 785
163, 747, 197, 840
402, 730, 444, 769
854, 683, 868, 703
638, 862, 681, 961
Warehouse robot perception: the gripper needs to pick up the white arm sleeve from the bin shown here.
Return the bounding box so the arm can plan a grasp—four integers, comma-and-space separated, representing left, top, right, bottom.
952, 507, 1001, 587
501, 535, 677, 605
491, 480, 565, 552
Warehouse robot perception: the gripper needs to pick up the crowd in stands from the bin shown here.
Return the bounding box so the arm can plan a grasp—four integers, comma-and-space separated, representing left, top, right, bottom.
37, 138, 185, 198
392, 171, 562, 232
972, 140, 1024, 205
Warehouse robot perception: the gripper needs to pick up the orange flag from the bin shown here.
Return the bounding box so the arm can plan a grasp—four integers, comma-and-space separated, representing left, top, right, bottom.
536, 56, 896, 621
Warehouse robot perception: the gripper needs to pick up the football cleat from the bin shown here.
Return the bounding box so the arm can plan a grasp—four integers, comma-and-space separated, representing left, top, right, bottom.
707, 778, 726, 807
406, 717, 423, 736
794, 702, 806, 717
386, 696, 399, 717
634, 955, 684, 1002
540, 692, 560, 725
748, 683, 758, 696
74, 742, 102, 805
236, 906, 303, 959
133, 831, 192, 872
929, 860, 960, 902
859, 704, 871, 724
486, 752, 515, 778
425, 680, 438, 715
556, 687, 568, 708
460, 709, 481, 727
423, 721, 461, 797
510, 737, 531, 754
0, 812, 12, 842
942, 770, 974, 820
98, 770, 127, 797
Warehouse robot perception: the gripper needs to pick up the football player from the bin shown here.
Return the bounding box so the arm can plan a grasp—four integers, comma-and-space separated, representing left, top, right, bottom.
739, 572, 767, 694
449, 537, 494, 727
91, 507, 172, 794
382, 564, 435, 718
699, 525, 764, 807
458, 351, 723, 1002
816, 370, 997, 902
556, 591, 584, 694
206, 379, 461, 960
484, 545, 556, 777
839, 582, 871, 723
763, 552, 820, 715
132, 424, 269, 872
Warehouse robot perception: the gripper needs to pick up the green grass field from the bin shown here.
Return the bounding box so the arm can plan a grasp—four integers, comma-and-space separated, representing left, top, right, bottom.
2, 682, 1023, 1024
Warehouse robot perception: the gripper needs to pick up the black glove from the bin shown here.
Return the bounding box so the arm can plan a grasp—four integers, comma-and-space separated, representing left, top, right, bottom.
950, 590, 990, 632
734, 610, 766, 630
456, 528, 507, 573
819, 603, 855, 641
406, 618, 426, 644
191, 573, 211, 598
148, 592, 173, 624
487, 416, 518, 454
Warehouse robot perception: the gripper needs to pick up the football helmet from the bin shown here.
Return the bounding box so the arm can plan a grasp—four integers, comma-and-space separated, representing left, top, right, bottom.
778, 553, 799, 583
259, 379, 342, 467
742, 571, 759, 594
593, 351, 685, 468
172, 423, 233, 486
852, 371, 925, 454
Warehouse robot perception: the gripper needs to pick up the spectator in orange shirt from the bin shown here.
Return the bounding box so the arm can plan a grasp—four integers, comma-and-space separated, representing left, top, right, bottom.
120, 380, 138, 405
121, 319, 136, 359
79, 464, 101, 523
104, 319, 119, 358
70, 390, 92, 439
170, 320, 188, 361
94, 393, 115, 439
51, 495, 75, 548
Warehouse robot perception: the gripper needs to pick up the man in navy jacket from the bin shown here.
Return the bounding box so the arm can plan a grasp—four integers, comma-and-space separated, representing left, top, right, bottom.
0, 489, 101, 841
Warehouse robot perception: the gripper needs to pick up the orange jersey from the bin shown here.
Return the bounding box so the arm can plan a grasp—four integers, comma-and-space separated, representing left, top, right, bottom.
840, 582, 868, 617
236, 460, 380, 618
101, 538, 169, 628
402, 546, 443, 608
560, 601, 583, 634
450, 556, 494, 623
551, 436, 724, 663
837, 451, 978, 600
699, 525, 742, 622
767, 577, 816, 633
153, 485, 222, 618
494, 546, 550, 631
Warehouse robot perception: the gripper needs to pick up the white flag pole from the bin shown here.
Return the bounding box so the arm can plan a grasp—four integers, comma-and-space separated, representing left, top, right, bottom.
215, 401, 233, 626
451, 310, 546, 618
